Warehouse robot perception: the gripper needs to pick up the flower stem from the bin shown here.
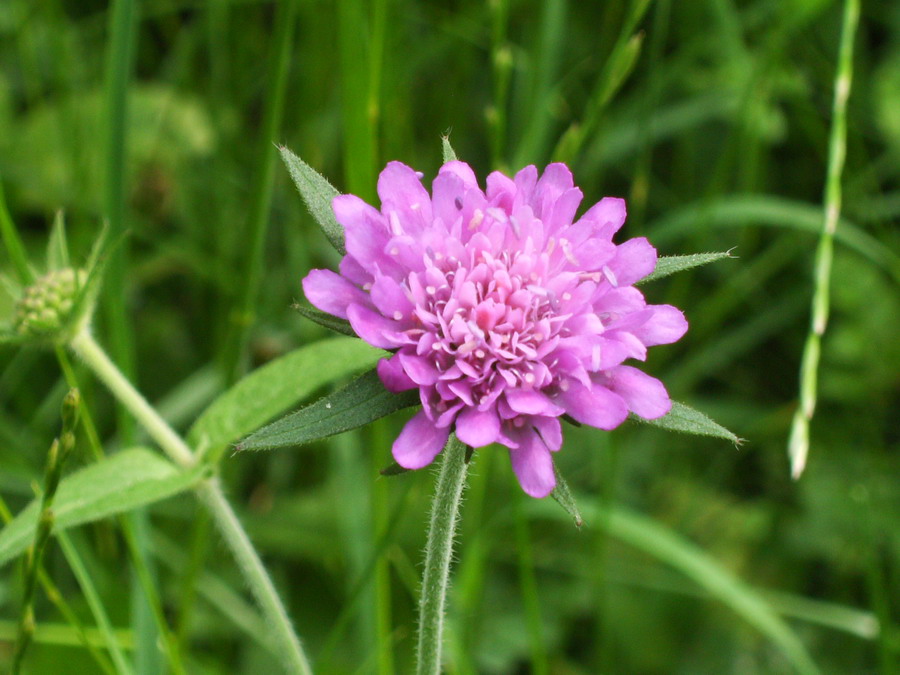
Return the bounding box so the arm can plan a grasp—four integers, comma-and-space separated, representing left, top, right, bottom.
416, 436, 469, 675
195, 479, 312, 675
68, 328, 311, 674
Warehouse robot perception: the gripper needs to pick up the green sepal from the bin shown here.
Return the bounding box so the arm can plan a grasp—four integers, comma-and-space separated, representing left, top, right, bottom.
292, 303, 356, 337
638, 251, 734, 285
380, 461, 410, 477
237, 369, 420, 452
550, 460, 584, 528
441, 135, 458, 163
633, 400, 742, 445
279, 146, 345, 255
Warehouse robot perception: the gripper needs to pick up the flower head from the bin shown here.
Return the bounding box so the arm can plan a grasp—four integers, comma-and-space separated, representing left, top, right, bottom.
303, 161, 687, 497
14, 268, 88, 342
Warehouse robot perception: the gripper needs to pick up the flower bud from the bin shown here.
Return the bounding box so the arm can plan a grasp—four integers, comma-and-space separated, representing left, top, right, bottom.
13, 268, 88, 342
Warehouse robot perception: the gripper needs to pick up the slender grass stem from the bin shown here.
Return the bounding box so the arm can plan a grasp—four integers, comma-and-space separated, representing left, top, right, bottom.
58, 531, 136, 675
416, 436, 468, 675
788, 0, 860, 478
101, 0, 138, 443
513, 493, 549, 675
0, 180, 34, 285
219, 0, 298, 383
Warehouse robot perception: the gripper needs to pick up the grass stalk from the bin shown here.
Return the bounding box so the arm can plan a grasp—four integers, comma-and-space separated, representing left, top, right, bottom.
218, 0, 297, 383
787, 0, 860, 478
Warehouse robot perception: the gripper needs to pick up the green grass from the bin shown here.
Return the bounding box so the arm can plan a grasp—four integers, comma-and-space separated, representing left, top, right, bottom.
1, 0, 898, 673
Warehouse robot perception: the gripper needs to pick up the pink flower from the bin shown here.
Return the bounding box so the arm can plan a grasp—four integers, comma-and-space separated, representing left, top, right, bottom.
303, 161, 687, 497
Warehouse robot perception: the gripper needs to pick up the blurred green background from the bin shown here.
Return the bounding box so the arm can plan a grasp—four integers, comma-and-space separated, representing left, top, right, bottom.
1, 0, 898, 673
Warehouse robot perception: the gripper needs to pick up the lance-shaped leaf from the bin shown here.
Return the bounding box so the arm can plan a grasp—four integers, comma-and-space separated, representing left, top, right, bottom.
550, 461, 583, 528
238, 369, 420, 452
279, 146, 345, 254
188, 337, 382, 453
633, 400, 742, 444
0, 448, 209, 568
638, 251, 734, 285
292, 303, 356, 337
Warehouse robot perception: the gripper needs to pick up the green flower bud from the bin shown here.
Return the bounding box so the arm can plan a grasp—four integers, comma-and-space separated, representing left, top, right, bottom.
13, 268, 88, 342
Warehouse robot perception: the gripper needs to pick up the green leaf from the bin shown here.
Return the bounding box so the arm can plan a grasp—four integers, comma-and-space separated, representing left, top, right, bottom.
633, 401, 742, 444
188, 337, 382, 453
530, 501, 821, 675
46, 210, 70, 271
292, 303, 356, 337
238, 369, 419, 452
441, 135, 458, 163
0, 448, 208, 568
549, 462, 583, 528
279, 146, 345, 254
638, 251, 733, 285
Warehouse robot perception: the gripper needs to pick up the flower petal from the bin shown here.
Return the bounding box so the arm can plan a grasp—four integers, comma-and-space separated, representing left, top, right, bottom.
558, 381, 629, 430
605, 365, 671, 420
393, 409, 450, 469
606, 237, 657, 286
346, 303, 400, 349
302, 269, 369, 319
578, 196, 627, 239
505, 389, 564, 416
508, 430, 556, 498
455, 405, 501, 448
377, 161, 433, 231
377, 354, 417, 392
632, 304, 688, 346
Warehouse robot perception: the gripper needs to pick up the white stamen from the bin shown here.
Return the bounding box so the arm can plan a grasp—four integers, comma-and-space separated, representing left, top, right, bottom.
469, 209, 484, 230
393, 311, 403, 321
390, 247, 400, 256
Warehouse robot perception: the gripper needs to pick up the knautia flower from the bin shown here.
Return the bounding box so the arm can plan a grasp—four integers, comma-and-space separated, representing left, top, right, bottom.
303, 161, 687, 497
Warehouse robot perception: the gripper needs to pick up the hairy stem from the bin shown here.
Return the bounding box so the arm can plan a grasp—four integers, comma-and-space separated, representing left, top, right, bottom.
68, 328, 311, 674
416, 436, 469, 675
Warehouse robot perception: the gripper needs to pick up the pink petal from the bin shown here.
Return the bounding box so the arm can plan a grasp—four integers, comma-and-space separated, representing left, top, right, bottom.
606, 365, 671, 420
393, 410, 450, 469
486, 171, 516, 210
370, 275, 414, 319
431, 172, 469, 230
455, 406, 500, 448
558, 381, 628, 430
438, 160, 479, 190
532, 416, 563, 451
632, 305, 688, 346
377, 354, 416, 392
578, 197, 627, 239
334, 195, 393, 275
508, 430, 556, 497
532, 163, 574, 221
377, 161, 433, 230
505, 389, 564, 416
606, 237, 657, 286
398, 351, 440, 385
346, 303, 399, 349
302, 269, 369, 319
